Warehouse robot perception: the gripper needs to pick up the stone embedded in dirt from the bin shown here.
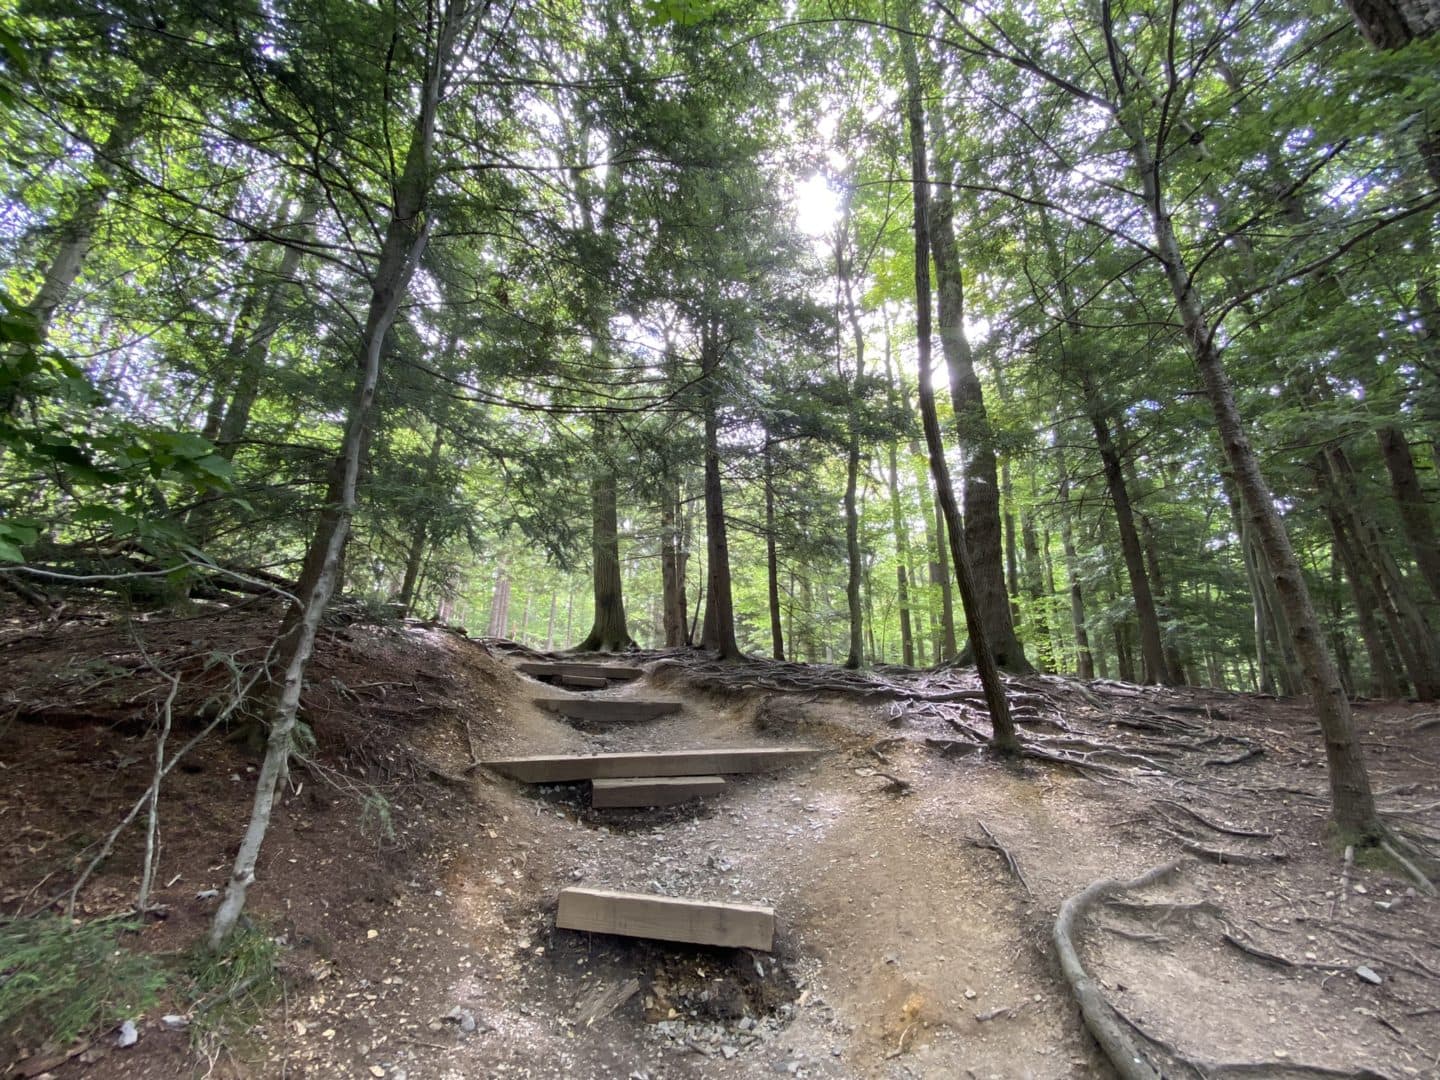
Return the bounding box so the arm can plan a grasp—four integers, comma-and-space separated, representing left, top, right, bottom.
116, 1020, 138, 1048
721, 1045, 739, 1059
160, 1014, 189, 1030
195, 888, 219, 900
442, 1006, 478, 1033
1355, 965, 1382, 985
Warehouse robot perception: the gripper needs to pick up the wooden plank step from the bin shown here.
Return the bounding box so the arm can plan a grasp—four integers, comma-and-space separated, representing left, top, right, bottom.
559, 674, 609, 689
557, 887, 774, 951
480, 746, 821, 783
591, 775, 725, 808
534, 697, 681, 722
517, 661, 643, 681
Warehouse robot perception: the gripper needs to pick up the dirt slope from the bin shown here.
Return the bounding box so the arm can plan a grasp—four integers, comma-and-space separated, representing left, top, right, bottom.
1, 604, 1438, 1079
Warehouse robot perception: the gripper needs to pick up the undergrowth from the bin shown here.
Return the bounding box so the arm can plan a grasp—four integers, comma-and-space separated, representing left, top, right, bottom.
0, 914, 165, 1052
183, 922, 282, 1047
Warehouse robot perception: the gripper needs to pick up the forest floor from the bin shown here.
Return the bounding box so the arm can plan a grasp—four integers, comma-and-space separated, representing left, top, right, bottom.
1, 600, 1439, 1079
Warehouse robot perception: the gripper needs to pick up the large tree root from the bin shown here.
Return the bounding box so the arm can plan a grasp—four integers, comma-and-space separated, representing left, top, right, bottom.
1054, 860, 1183, 1080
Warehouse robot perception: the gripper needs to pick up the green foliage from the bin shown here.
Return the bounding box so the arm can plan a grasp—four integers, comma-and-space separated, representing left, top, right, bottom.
0, 915, 166, 1051
182, 922, 281, 1046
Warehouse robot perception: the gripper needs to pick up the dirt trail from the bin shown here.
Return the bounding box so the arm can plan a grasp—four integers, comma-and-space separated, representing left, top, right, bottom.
5, 617, 1437, 1079
268, 651, 1437, 1080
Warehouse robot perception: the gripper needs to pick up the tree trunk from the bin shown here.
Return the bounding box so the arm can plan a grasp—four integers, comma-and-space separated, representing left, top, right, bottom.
927, 110, 1029, 673
545, 593, 557, 651
1085, 384, 1169, 684
1107, 35, 1380, 837
1377, 425, 1440, 607
896, 370, 953, 661
1329, 510, 1403, 698
1056, 444, 1094, 679
699, 324, 740, 659
660, 479, 687, 647
210, 2, 457, 947
26, 88, 148, 335
487, 565, 510, 638
764, 444, 785, 660
398, 423, 445, 616
900, 5, 1017, 751
576, 417, 633, 651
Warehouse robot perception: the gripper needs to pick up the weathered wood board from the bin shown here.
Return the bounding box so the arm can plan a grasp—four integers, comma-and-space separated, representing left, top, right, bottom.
480, 746, 820, 783
517, 661, 643, 681
556, 887, 775, 951
591, 775, 725, 807
559, 674, 609, 689
533, 697, 681, 722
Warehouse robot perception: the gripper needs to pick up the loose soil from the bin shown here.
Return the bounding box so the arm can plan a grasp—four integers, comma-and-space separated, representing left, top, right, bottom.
1, 600, 1437, 1078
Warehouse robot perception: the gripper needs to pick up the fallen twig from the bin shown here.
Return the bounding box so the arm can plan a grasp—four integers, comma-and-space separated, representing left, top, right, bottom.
975, 819, 1032, 895
1380, 840, 1437, 897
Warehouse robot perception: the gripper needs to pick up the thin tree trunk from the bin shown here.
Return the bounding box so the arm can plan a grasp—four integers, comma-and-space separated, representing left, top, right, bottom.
1106, 14, 1379, 836
900, 6, 1016, 751
897, 371, 953, 661
927, 108, 1029, 672
1056, 444, 1094, 679
545, 593, 557, 651
764, 444, 785, 660
210, 1, 458, 947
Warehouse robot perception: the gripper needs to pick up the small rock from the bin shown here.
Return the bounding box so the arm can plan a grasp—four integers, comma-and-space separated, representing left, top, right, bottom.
1274, 1050, 1289, 1059
721, 1045, 738, 1060
1355, 966, 1382, 985
369, 1067, 386, 1078
963, 988, 977, 1000
116, 1020, 139, 1048
195, 889, 219, 901
160, 1015, 189, 1031
1353, 883, 1368, 895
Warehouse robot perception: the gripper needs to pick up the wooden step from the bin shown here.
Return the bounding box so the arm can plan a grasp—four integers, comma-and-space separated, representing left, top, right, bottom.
559, 674, 609, 689
557, 887, 774, 951
534, 697, 681, 722
480, 746, 821, 783
517, 661, 643, 682
591, 775, 725, 808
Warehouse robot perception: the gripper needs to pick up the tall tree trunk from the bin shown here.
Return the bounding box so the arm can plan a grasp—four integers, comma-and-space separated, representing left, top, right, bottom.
545, 593, 557, 651
927, 108, 1030, 673
897, 370, 953, 661
576, 416, 634, 651
1085, 383, 1169, 684
838, 241, 867, 669
699, 324, 740, 659
398, 423, 445, 616
1106, 13, 1380, 837
764, 444, 785, 660
1056, 444, 1094, 678
1019, 470, 1051, 672
660, 479, 688, 647
1377, 425, 1440, 606
900, 6, 1016, 751
1329, 509, 1403, 698
210, 1, 459, 947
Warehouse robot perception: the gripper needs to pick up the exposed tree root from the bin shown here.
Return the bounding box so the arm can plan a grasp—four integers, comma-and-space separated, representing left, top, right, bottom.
1379, 839, 1437, 896
1053, 860, 1183, 1079
1157, 799, 1275, 839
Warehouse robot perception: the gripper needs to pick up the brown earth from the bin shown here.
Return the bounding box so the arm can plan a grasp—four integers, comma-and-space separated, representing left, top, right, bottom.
1, 600, 1438, 1079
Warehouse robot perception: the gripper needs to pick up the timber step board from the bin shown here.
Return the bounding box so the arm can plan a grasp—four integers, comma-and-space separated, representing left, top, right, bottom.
481, 746, 821, 783
591, 775, 725, 808
557, 887, 774, 951
559, 674, 609, 689
517, 661, 643, 682
534, 697, 681, 722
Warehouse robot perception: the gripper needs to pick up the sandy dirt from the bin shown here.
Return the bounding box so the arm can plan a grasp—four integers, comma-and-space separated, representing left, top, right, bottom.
1, 604, 1438, 1079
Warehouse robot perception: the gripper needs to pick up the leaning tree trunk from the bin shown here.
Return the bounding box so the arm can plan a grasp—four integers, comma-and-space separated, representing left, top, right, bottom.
209, 2, 458, 947
927, 112, 1030, 673
900, 5, 1017, 752
1109, 51, 1380, 838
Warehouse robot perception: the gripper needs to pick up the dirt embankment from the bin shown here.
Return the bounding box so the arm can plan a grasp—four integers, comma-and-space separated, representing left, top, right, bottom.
1, 603, 1438, 1079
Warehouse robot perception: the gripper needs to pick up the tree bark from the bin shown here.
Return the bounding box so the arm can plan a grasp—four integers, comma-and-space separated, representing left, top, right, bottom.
210, 0, 459, 947
900, 5, 1017, 751
576, 416, 634, 651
